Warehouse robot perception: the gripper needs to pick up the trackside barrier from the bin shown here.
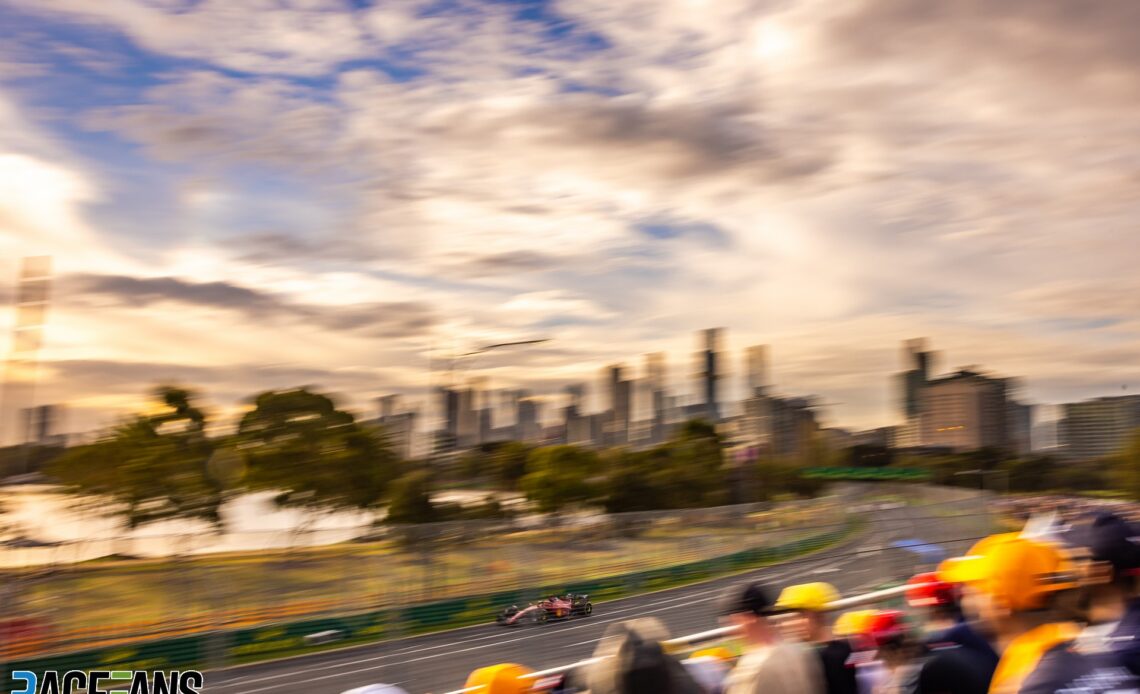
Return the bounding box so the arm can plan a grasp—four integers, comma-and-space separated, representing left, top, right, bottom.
1, 520, 857, 686
447, 583, 925, 694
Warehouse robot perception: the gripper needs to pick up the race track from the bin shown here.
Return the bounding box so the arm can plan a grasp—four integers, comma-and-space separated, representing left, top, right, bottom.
204, 504, 981, 694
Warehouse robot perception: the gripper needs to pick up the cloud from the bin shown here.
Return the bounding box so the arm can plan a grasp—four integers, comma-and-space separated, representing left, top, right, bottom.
4, 0, 1140, 434
444, 250, 564, 279
7, 0, 376, 76
66, 273, 437, 339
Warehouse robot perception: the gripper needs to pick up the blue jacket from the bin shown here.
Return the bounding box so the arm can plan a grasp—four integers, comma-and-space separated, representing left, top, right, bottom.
1112, 598, 1140, 677
1019, 639, 1138, 693
927, 621, 1000, 673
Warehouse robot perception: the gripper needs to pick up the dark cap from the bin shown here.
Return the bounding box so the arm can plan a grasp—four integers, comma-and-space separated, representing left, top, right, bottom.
718, 582, 777, 617
1066, 512, 1140, 576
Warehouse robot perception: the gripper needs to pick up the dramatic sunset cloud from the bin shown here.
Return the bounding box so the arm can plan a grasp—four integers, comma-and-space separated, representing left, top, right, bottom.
1, 0, 1138, 438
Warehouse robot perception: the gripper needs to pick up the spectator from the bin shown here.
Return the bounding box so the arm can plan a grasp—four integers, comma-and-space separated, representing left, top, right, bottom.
685, 648, 734, 694
938, 533, 1083, 693
869, 610, 990, 694
1078, 512, 1140, 677
585, 617, 703, 694
834, 610, 885, 694
1015, 512, 1140, 693
775, 582, 858, 694
718, 582, 825, 694
905, 572, 998, 681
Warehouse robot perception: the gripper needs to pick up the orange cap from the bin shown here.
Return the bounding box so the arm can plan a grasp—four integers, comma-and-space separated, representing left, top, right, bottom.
938, 534, 1077, 613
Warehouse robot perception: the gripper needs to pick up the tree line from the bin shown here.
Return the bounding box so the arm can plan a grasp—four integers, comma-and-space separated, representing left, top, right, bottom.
19, 384, 1140, 533
32, 385, 838, 531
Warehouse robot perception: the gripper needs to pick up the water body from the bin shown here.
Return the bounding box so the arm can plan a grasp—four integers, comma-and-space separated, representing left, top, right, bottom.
0, 486, 376, 567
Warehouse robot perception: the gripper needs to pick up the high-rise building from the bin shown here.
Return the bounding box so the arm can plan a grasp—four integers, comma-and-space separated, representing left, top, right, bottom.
899, 338, 932, 420
456, 385, 478, 447
745, 345, 769, 395
605, 364, 631, 445
377, 394, 399, 420
645, 352, 667, 443
372, 394, 417, 459
21, 404, 64, 446
740, 391, 818, 458
440, 387, 460, 439
517, 393, 542, 443
564, 383, 591, 445
920, 369, 1009, 452
1006, 400, 1034, 456
698, 328, 724, 422
1060, 395, 1140, 461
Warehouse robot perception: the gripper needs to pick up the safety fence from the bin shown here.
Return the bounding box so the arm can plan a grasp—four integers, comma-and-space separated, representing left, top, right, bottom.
0, 498, 850, 660
447, 582, 925, 694
1, 516, 859, 685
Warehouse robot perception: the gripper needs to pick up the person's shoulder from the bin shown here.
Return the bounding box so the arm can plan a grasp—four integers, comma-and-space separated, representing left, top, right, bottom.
1018, 642, 1137, 694
918, 647, 991, 693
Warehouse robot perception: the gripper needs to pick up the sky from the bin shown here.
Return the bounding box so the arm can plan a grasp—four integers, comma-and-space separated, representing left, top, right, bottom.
1, 0, 1139, 438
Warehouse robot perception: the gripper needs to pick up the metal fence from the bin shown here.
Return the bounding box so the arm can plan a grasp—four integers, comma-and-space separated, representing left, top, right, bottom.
1, 497, 848, 661
0, 484, 998, 684
445, 583, 928, 694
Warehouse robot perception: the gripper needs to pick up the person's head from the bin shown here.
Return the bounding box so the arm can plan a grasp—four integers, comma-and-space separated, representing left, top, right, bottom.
718, 582, 781, 647
867, 610, 918, 668
939, 533, 1079, 647
587, 618, 700, 694
905, 572, 961, 630
833, 609, 877, 653
773, 582, 840, 643
1066, 511, 1140, 623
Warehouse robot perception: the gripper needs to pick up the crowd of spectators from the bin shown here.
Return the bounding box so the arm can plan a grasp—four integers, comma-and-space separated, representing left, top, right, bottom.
353, 506, 1140, 694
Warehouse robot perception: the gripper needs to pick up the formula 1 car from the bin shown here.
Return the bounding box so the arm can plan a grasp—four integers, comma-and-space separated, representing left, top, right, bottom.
496, 594, 593, 626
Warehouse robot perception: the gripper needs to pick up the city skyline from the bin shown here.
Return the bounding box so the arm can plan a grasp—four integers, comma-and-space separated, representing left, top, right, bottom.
2, 0, 1139, 437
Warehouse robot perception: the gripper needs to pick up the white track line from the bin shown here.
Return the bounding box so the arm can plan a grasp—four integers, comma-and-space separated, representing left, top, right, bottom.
212, 555, 857, 693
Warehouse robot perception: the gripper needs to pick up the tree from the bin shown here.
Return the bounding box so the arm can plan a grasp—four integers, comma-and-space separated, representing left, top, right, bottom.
601, 420, 733, 512
999, 455, 1056, 493
1111, 428, 1140, 499
601, 449, 663, 513
657, 419, 729, 508
238, 388, 400, 513
49, 386, 224, 529
493, 441, 532, 490
520, 445, 600, 513
386, 469, 439, 524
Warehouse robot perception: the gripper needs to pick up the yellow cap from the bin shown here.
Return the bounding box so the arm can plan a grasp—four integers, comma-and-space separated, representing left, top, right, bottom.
463, 663, 534, 694
833, 609, 877, 637
937, 534, 1077, 613
691, 647, 735, 662
775, 582, 841, 612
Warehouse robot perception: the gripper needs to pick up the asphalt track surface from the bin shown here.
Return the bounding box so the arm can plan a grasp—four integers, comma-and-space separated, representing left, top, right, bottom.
205, 505, 981, 694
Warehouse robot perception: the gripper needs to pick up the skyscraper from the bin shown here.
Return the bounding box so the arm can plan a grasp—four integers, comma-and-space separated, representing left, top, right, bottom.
920, 369, 1009, 452
564, 383, 590, 445
1060, 395, 1140, 461
1007, 400, 1034, 456
645, 352, 667, 442
517, 392, 541, 443
377, 394, 399, 420
456, 385, 478, 447
900, 338, 931, 420
440, 387, 460, 439
745, 345, 769, 395
698, 328, 724, 422
605, 364, 631, 445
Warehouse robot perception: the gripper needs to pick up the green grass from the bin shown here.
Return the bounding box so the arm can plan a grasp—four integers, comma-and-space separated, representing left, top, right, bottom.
11, 514, 848, 643
222, 518, 863, 668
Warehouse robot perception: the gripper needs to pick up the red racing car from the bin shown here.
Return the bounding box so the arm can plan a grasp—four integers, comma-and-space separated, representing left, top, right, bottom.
496, 594, 593, 626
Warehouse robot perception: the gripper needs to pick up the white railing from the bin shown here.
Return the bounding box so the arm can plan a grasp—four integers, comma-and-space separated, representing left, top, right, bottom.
444, 582, 922, 694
